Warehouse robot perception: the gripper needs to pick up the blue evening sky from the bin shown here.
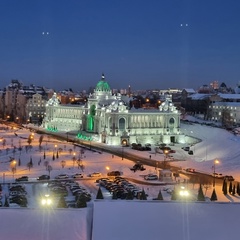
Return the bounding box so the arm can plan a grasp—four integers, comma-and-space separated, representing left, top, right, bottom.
0, 0, 240, 91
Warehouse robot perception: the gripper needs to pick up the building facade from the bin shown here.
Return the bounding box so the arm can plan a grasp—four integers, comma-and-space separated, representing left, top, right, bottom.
43, 75, 184, 146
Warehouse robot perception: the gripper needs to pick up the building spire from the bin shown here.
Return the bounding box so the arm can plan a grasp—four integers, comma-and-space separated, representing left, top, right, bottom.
101, 73, 105, 80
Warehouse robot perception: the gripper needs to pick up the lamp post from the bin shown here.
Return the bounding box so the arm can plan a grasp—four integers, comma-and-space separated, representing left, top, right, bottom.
163, 149, 169, 169
72, 152, 76, 169
10, 160, 17, 180
213, 159, 219, 188
122, 146, 124, 160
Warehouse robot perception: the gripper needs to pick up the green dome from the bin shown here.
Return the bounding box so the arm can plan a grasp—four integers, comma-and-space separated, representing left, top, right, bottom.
95, 74, 111, 92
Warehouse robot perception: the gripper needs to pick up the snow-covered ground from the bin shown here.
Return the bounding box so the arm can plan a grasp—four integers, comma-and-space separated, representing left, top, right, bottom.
0, 120, 240, 240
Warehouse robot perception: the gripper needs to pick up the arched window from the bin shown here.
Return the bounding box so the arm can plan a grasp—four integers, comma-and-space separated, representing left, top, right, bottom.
119, 118, 125, 130
169, 117, 175, 125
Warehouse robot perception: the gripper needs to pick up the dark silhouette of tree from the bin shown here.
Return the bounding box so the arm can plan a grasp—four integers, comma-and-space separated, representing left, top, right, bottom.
171, 189, 177, 201
232, 185, 236, 195
96, 187, 104, 199
52, 153, 55, 161
210, 189, 217, 201
197, 184, 205, 201
229, 181, 233, 194
18, 158, 21, 166
223, 181, 228, 195
39, 135, 44, 146
4, 195, 9, 207
126, 190, 134, 200
140, 189, 147, 200
222, 179, 225, 192
56, 151, 59, 159
43, 150, 46, 159
112, 191, 118, 200
29, 157, 33, 166
57, 196, 67, 208
76, 194, 87, 208
237, 183, 240, 196
156, 189, 163, 200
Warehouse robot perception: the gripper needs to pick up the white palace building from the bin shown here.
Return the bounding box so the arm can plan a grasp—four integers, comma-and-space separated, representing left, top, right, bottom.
42, 75, 185, 146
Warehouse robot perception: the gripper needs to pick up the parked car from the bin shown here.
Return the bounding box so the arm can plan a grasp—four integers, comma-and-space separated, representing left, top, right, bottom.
107, 171, 121, 176
89, 172, 102, 177
37, 175, 50, 180
55, 174, 69, 179
15, 176, 28, 182
72, 173, 84, 179
130, 162, 146, 172
185, 168, 196, 173
144, 174, 158, 180
188, 150, 194, 155
182, 146, 190, 151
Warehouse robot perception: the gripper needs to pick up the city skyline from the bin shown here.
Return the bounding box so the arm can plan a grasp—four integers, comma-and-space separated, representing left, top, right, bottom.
1, 0, 240, 91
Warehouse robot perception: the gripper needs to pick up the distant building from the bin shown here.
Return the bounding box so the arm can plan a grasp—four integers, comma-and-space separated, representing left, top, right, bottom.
43, 74, 184, 146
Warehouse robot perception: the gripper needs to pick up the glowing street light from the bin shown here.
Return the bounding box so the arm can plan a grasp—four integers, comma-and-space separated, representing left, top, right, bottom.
179, 186, 189, 197
163, 149, 169, 169
213, 159, 219, 188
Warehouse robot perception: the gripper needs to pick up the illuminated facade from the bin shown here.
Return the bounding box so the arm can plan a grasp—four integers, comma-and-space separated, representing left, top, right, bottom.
43, 75, 184, 145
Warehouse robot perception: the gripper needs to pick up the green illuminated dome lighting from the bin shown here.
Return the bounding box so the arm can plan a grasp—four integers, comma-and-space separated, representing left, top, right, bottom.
95, 74, 111, 92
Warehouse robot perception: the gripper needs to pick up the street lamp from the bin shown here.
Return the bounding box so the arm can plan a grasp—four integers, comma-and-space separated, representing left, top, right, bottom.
72, 152, 76, 168
10, 160, 17, 179
213, 159, 219, 188
163, 149, 169, 169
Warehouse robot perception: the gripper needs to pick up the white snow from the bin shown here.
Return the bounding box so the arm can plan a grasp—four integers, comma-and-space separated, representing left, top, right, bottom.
0, 119, 240, 240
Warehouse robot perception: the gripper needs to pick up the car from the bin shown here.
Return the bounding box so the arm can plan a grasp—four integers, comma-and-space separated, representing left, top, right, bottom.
169, 149, 176, 153
182, 146, 190, 151
107, 171, 121, 176
185, 168, 196, 173
72, 173, 84, 179
89, 172, 102, 177
224, 175, 235, 181
144, 174, 158, 180
15, 176, 28, 182
188, 150, 194, 155
37, 175, 50, 180
55, 174, 69, 179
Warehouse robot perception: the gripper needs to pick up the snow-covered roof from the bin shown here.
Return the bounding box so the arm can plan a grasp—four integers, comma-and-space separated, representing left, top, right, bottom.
218, 93, 240, 99
189, 93, 211, 100
183, 88, 196, 93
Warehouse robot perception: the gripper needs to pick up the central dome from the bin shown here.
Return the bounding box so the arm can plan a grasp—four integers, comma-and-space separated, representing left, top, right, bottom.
95, 74, 111, 92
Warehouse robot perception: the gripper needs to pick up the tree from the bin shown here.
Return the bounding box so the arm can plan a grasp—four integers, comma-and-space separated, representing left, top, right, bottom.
210, 189, 217, 201
197, 184, 205, 201
43, 150, 46, 159
96, 187, 104, 199
18, 158, 21, 166
140, 189, 147, 200
39, 135, 44, 146
156, 189, 163, 200
126, 190, 134, 200
229, 181, 233, 194
112, 191, 118, 200
232, 185, 236, 195
29, 156, 33, 166
76, 194, 87, 208
4, 195, 9, 207
171, 189, 177, 201
52, 153, 55, 161
44, 161, 49, 170
57, 196, 67, 208
237, 183, 240, 196
47, 165, 52, 177
56, 150, 59, 159
61, 160, 66, 168
223, 181, 228, 195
